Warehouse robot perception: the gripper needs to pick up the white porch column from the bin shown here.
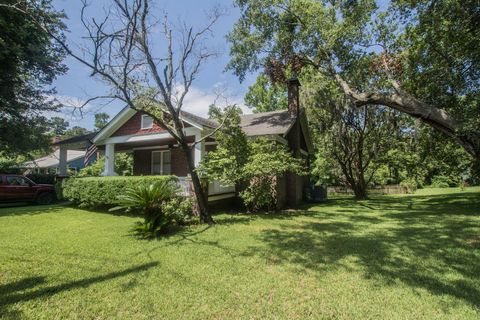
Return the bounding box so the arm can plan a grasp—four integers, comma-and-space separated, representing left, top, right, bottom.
58, 146, 68, 176
194, 132, 205, 167
102, 143, 118, 176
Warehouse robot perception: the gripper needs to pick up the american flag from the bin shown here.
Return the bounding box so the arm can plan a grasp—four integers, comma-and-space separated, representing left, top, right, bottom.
84, 142, 98, 166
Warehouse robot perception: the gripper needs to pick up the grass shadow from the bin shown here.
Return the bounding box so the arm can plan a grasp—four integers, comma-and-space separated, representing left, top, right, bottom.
240, 190, 480, 308
0, 262, 158, 310
0, 204, 65, 217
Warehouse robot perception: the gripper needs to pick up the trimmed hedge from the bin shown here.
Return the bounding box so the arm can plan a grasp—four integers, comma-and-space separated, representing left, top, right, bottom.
63, 176, 178, 208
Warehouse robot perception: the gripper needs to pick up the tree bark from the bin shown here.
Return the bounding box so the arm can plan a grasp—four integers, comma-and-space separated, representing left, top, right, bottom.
181, 143, 214, 225
333, 74, 480, 160
353, 162, 368, 200
352, 184, 368, 200
335, 153, 369, 200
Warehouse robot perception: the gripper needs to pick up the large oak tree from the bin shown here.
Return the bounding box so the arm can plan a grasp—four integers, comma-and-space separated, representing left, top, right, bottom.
227, 0, 480, 160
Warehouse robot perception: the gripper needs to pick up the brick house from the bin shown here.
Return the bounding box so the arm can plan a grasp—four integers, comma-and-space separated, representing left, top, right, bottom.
55, 79, 313, 207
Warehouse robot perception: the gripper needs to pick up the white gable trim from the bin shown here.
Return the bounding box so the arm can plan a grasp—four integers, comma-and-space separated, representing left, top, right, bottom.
93, 107, 136, 144
93, 107, 207, 145
177, 115, 204, 130
101, 126, 200, 145
105, 132, 172, 145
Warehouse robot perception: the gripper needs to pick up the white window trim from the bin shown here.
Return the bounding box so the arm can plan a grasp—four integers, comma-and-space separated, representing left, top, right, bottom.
141, 114, 154, 130
151, 150, 171, 175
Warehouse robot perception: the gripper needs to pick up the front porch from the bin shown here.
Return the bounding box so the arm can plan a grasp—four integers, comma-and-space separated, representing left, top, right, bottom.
54, 109, 235, 202
96, 130, 235, 202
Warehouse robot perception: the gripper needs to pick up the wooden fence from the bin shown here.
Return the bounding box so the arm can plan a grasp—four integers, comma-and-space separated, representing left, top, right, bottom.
327, 184, 408, 195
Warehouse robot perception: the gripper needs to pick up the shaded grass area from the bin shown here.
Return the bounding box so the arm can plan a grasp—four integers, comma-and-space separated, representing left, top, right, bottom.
0, 187, 479, 319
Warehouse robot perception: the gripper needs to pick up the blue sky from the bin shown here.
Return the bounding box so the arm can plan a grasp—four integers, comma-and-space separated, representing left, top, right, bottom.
51, 0, 256, 130
50, 0, 391, 130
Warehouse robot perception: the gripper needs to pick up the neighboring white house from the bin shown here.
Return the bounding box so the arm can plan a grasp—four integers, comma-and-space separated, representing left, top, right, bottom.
22, 149, 86, 174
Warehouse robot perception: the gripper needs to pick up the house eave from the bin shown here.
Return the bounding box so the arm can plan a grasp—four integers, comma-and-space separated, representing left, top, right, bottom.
93, 106, 212, 145
93, 107, 136, 144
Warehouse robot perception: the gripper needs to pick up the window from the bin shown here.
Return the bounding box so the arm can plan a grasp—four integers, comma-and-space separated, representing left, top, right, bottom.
141, 115, 154, 129
151, 150, 172, 175
6, 176, 31, 186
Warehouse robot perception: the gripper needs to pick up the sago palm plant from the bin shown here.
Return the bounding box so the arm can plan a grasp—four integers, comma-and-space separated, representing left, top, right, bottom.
110, 180, 179, 237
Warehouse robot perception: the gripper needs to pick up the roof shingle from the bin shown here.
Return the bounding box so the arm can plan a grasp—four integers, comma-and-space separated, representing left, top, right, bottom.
239, 110, 294, 136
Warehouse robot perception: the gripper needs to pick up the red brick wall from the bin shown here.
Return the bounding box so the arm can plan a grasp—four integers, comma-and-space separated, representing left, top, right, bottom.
112, 112, 194, 137
112, 112, 165, 137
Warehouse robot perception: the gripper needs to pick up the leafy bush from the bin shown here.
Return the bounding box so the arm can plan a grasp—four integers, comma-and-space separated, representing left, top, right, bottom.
162, 197, 195, 225
400, 178, 418, 194
239, 139, 306, 212
200, 131, 306, 212
110, 180, 185, 238
240, 176, 277, 212
62, 176, 177, 208
430, 175, 454, 188
54, 182, 64, 201
0, 157, 21, 174
76, 154, 133, 177
75, 159, 103, 177
199, 107, 306, 212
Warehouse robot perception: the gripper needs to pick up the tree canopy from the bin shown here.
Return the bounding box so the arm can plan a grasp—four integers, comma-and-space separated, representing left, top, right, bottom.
48, 117, 69, 136
94, 112, 110, 131
227, 0, 480, 159
0, 0, 66, 155
200, 105, 306, 210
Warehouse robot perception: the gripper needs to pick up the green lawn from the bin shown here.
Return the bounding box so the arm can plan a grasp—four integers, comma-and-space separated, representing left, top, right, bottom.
1, 187, 479, 319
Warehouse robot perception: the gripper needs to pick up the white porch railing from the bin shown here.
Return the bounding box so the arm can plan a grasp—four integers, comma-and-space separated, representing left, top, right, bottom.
176, 177, 235, 197
177, 177, 192, 197
208, 180, 235, 195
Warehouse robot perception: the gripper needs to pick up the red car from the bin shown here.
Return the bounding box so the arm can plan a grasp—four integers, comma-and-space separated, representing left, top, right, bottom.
0, 174, 56, 205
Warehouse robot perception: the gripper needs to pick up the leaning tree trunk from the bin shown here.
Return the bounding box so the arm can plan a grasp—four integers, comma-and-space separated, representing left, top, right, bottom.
333, 74, 480, 160
180, 143, 214, 225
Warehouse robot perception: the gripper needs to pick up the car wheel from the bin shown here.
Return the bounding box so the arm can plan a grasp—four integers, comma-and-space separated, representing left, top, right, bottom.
36, 192, 54, 205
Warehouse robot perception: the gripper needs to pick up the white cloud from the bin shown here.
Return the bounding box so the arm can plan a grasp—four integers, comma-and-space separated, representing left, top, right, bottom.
43, 85, 250, 129
178, 85, 251, 117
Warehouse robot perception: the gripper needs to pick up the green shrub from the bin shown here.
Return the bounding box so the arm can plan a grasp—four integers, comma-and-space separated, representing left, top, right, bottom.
400, 178, 418, 194
76, 154, 133, 177
63, 176, 177, 208
430, 175, 454, 188
0, 157, 21, 174
110, 180, 183, 238
240, 176, 277, 212
54, 182, 64, 201
75, 159, 103, 177
162, 197, 195, 225
199, 107, 306, 212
